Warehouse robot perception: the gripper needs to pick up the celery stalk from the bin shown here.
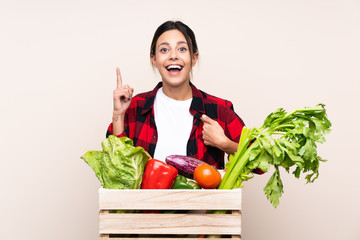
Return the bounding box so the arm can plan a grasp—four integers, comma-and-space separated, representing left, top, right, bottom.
219, 127, 252, 188
216, 104, 331, 208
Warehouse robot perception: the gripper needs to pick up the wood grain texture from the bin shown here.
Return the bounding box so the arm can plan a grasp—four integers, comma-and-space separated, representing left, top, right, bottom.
98, 238, 241, 240
99, 188, 242, 210
99, 213, 241, 235
98, 188, 242, 238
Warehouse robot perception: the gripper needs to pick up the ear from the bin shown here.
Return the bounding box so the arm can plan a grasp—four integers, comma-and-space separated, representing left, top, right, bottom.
192, 52, 199, 67
150, 54, 157, 68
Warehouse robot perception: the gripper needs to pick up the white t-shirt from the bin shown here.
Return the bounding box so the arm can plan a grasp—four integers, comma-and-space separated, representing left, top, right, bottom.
153, 87, 193, 162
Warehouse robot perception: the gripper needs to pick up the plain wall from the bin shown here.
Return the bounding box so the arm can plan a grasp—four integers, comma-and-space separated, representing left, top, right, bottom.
1, 0, 359, 239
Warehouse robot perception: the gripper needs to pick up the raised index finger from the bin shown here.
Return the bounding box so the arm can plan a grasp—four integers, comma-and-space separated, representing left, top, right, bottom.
116, 67, 122, 88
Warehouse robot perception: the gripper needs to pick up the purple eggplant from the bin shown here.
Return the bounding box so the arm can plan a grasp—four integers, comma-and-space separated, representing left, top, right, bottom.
165, 155, 204, 179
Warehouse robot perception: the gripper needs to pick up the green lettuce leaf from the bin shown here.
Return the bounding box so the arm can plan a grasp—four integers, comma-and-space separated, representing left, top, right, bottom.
81, 135, 150, 189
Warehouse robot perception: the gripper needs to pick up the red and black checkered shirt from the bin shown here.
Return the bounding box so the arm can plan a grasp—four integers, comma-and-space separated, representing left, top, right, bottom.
107, 82, 245, 169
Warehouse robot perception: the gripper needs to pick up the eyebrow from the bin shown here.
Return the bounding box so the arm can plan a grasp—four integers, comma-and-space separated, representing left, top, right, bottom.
158, 41, 188, 48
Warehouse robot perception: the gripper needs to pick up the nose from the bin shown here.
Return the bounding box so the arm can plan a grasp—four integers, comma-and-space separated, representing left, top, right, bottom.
169, 49, 178, 60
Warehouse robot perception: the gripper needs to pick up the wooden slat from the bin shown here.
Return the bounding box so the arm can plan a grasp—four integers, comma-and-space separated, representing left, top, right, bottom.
99, 213, 241, 235
99, 234, 109, 239
100, 238, 241, 240
231, 210, 241, 238
99, 188, 242, 210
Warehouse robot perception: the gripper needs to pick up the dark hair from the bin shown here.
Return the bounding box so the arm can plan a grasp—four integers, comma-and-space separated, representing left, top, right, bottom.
150, 20, 199, 60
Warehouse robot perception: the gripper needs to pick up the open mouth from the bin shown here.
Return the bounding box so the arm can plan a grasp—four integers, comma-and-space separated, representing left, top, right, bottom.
166, 65, 183, 74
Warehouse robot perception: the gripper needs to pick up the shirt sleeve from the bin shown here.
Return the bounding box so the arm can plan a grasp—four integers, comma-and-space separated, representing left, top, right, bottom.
222, 100, 245, 143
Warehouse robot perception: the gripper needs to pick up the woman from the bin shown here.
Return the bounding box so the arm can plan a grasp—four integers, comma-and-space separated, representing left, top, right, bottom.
107, 20, 245, 169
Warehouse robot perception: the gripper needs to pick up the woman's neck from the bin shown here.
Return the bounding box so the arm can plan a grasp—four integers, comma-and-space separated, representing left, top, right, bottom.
161, 81, 192, 101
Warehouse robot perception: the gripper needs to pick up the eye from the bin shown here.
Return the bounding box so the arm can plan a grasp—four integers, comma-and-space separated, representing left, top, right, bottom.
179, 47, 187, 52
160, 48, 169, 53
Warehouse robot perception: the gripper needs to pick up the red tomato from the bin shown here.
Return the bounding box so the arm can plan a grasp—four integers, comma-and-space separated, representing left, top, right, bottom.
193, 163, 222, 189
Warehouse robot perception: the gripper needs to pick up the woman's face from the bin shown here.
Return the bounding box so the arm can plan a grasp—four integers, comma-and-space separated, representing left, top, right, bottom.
151, 29, 198, 89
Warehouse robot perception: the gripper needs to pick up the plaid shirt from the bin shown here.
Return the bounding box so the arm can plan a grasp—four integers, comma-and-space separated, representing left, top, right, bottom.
107, 82, 245, 169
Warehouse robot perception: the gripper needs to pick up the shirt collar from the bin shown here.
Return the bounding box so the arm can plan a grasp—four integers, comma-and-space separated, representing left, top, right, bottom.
189, 82, 205, 114
141, 82, 205, 115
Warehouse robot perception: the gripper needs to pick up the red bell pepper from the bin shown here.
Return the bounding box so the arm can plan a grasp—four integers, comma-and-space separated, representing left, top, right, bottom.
141, 159, 178, 189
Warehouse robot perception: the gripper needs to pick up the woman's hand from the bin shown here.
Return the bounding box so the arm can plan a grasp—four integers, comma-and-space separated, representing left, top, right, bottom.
112, 67, 134, 135
113, 67, 134, 116
200, 114, 238, 155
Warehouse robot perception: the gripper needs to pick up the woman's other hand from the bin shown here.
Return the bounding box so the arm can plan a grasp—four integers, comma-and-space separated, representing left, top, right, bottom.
112, 67, 134, 136
113, 67, 134, 115
200, 114, 238, 155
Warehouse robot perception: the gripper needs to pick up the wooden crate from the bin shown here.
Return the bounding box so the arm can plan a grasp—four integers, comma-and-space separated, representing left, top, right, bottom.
98, 188, 242, 239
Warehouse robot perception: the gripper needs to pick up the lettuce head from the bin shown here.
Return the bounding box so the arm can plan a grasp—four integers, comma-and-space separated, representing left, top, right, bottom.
81, 135, 150, 189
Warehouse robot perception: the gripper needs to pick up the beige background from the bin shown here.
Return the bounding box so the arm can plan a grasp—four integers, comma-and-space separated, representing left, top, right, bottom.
1, 0, 359, 239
